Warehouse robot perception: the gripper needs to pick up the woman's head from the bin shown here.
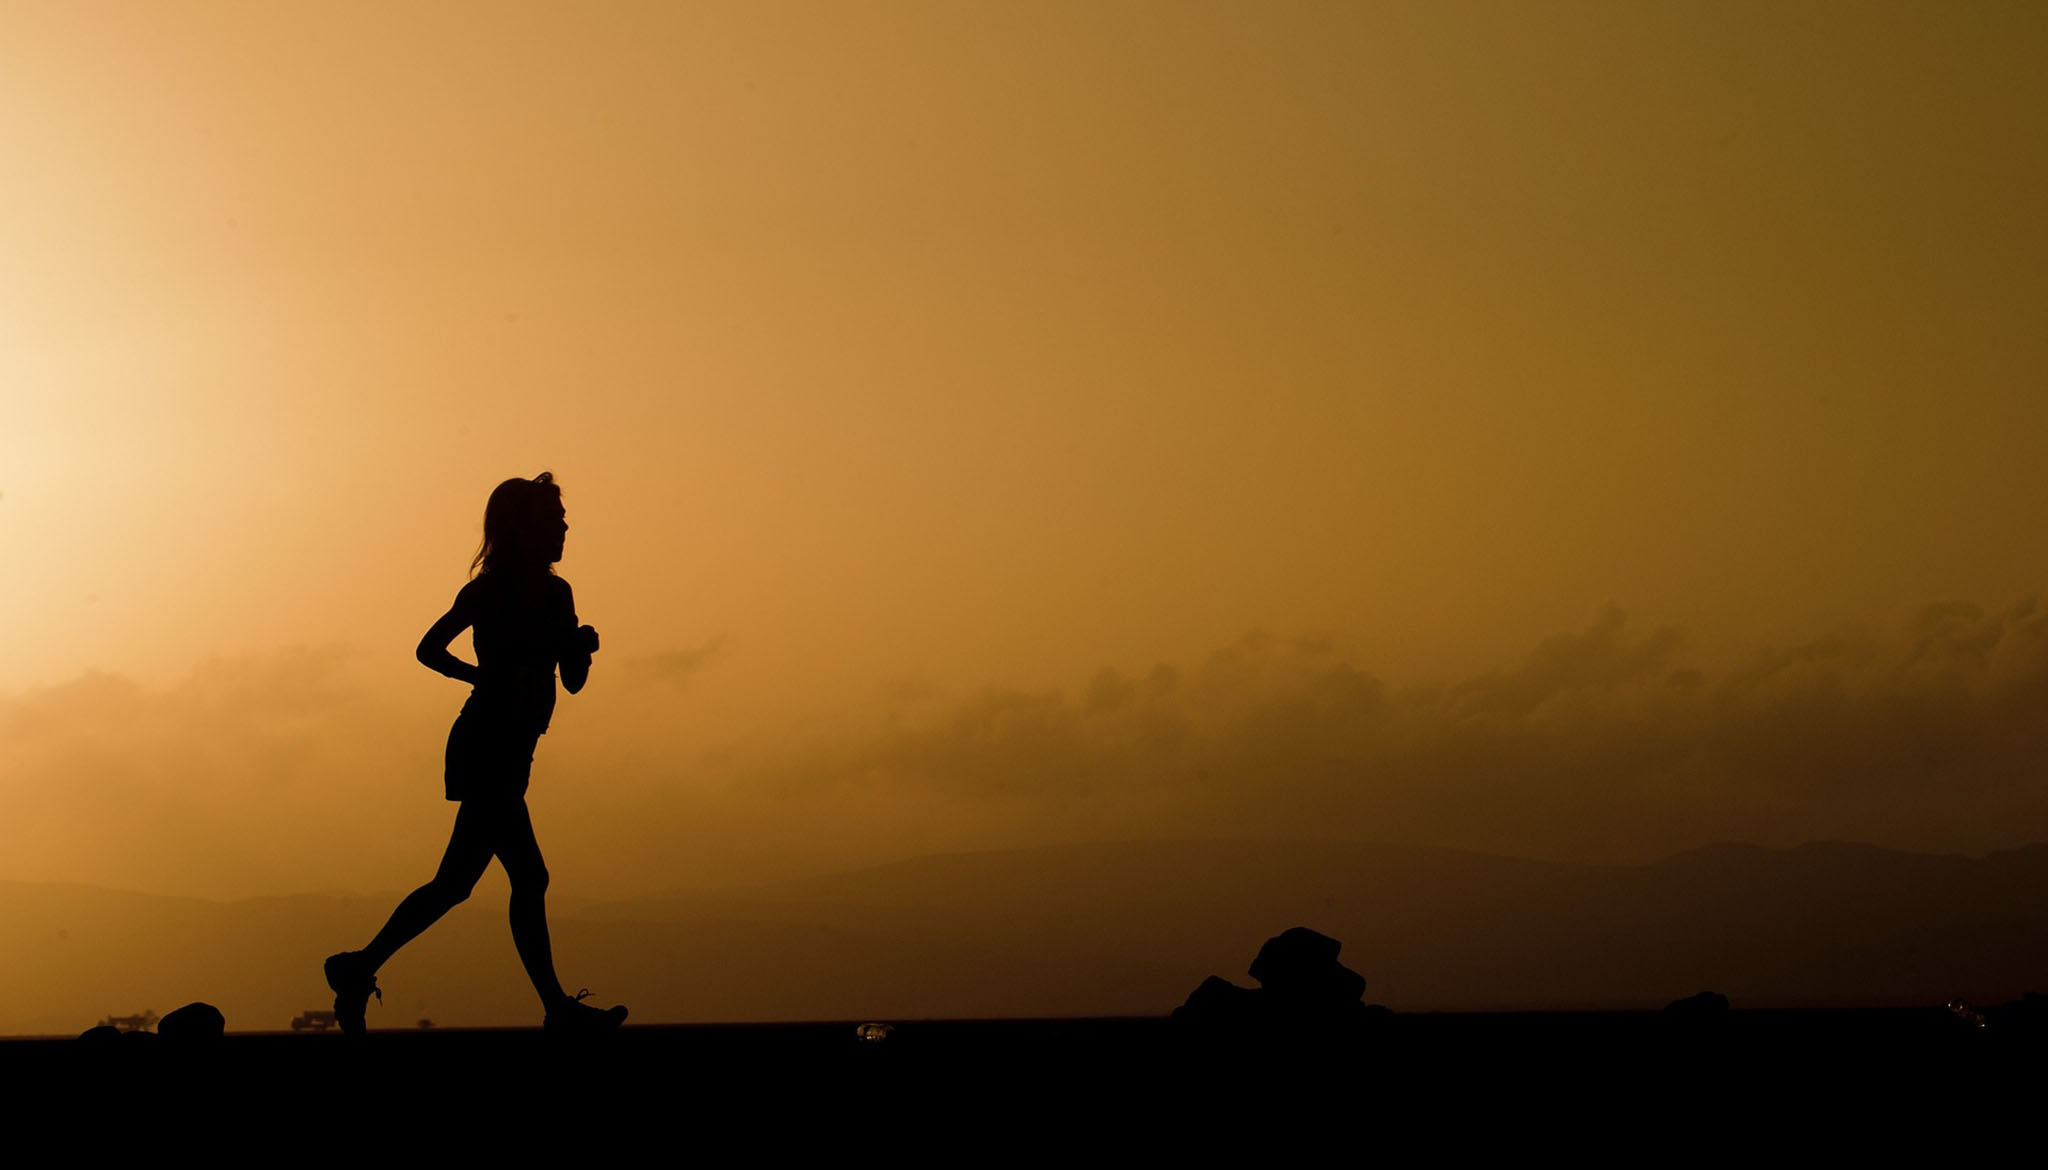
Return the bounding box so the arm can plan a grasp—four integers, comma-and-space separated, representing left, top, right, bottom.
471, 472, 567, 577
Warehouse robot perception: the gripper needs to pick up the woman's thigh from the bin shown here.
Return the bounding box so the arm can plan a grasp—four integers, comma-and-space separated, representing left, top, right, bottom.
430, 802, 501, 893
467, 798, 549, 890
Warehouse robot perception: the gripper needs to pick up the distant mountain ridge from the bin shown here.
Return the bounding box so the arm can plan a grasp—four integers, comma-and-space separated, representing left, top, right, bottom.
4, 839, 2044, 1035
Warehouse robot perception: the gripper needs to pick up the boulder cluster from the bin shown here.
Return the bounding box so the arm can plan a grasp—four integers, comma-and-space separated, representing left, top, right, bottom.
79, 1002, 225, 1044
1173, 927, 1390, 1040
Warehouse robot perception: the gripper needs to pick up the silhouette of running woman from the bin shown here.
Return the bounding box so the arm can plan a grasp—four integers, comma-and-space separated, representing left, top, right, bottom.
324, 473, 626, 1033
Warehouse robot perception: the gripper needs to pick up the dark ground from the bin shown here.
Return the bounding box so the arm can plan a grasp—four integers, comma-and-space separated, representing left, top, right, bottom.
7, 1011, 2039, 1153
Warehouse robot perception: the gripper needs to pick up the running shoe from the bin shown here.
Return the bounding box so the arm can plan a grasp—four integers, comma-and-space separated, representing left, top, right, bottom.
545, 988, 628, 1032
323, 951, 382, 1036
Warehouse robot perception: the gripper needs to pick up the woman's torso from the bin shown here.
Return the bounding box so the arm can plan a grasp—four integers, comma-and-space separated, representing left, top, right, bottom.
465, 571, 569, 734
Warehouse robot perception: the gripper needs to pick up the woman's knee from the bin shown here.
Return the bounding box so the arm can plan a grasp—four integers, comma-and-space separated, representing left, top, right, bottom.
424, 872, 479, 908
510, 863, 550, 896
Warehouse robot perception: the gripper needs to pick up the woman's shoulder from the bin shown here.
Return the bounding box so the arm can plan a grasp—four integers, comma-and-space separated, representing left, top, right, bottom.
460, 571, 536, 611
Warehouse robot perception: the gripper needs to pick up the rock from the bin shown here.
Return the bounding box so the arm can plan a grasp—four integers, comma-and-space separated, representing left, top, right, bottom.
1663, 991, 1730, 1017
1248, 927, 1341, 986
78, 1024, 124, 1044
1173, 975, 1264, 1026
1248, 927, 1367, 1011
158, 1002, 226, 1041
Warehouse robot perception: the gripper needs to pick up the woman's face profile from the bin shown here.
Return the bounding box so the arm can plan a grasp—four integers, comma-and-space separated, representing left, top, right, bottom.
547, 503, 568, 563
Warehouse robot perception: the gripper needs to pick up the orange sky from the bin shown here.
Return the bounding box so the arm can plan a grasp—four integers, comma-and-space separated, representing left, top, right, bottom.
4, 2, 2048, 900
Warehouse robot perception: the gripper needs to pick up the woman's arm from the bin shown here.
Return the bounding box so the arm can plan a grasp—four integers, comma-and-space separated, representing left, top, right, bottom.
416, 585, 481, 685
558, 578, 595, 694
